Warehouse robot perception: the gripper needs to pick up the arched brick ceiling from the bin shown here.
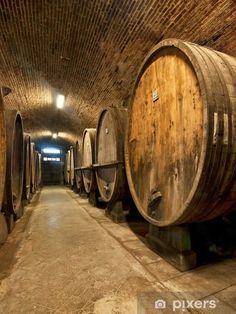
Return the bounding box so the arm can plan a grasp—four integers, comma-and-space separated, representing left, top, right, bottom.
0, 0, 235, 146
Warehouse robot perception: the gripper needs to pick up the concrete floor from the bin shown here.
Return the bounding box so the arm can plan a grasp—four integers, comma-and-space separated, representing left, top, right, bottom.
0, 186, 236, 314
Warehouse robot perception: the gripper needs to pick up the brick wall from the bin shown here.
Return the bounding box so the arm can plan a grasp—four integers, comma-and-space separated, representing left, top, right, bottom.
0, 0, 235, 146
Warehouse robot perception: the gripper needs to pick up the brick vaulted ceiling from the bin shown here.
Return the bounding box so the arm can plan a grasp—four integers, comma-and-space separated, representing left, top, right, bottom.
0, 0, 235, 147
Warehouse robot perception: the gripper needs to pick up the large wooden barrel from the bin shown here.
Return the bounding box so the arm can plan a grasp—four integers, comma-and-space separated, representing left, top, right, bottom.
125, 38, 236, 226
0, 91, 6, 213
81, 128, 97, 193
69, 146, 75, 188
74, 141, 83, 191
35, 151, 42, 190
95, 107, 128, 202
30, 143, 36, 194
22, 133, 31, 201
4, 110, 24, 217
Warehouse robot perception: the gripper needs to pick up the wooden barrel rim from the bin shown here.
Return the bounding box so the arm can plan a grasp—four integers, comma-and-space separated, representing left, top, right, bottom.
74, 141, 81, 188
5, 110, 24, 215
82, 128, 96, 193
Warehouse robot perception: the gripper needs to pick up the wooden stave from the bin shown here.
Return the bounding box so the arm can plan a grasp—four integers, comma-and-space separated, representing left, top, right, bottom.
4, 110, 24, 217
95, 107, 128, 202
81, 128, 97, 194
125, 38, 236, 226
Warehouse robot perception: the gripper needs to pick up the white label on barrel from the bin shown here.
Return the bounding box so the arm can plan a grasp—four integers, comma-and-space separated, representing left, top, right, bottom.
213, 112, 218, 145
223, 113, 228, 145
152, 89, 159, 102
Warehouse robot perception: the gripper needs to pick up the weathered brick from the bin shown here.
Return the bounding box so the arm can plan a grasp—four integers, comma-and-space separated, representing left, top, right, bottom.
0, 0, 235, 146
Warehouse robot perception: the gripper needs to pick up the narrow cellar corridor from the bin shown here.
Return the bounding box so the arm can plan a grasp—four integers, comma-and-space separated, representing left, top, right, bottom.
0, 187, 235, 313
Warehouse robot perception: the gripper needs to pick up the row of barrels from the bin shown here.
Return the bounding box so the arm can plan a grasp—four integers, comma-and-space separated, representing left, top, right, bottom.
65, 38, 236, 227
65, 108, 128, 208
0, 92, 42, 243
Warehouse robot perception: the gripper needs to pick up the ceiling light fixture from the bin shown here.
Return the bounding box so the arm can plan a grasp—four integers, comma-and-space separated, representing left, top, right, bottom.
43, 147, 60, 154
52, 133, 58, 139
56, 94, 65, 109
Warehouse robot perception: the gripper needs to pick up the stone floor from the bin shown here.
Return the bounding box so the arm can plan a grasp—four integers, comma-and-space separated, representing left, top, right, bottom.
0, 186, 235, 313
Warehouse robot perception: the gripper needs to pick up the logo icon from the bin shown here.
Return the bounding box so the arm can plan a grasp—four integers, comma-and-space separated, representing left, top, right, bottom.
155, 299, 166, 309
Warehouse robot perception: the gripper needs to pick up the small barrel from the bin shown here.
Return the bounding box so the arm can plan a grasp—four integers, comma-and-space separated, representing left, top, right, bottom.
64, 150, 70, 185
0, 91, 6, 213
125, 38, 236, 226
81, 128, 97, 193
22, 133, 31, 201
74, 141, 83, 191
30, 143, 36, 194
69, 146, 75, 188
95, 107, 128, 202
35, 152, 42, 190
4, 110, 24, 217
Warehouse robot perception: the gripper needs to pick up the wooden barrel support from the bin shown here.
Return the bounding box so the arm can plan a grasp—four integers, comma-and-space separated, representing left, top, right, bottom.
95, 107, 128, 222
125, 39, 236, 270
81, 128, 99, 205
22, 133, 31, 203
4, 110, 24, 220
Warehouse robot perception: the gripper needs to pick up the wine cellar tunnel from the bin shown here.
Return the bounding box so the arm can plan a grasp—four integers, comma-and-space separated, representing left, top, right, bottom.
0, 1, 236, 313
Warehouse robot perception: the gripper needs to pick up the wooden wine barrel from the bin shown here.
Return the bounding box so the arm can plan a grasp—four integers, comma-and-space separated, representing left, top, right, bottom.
0, 91, 6, 214
81, 128, 97, 193
125, 38, 236, 226
30, 143, 36, 194
22, 133, 31, 201
63, 152, 67, 184
95, 107, 128, 202
74, 141, 83, 190
4, 110, 24, 217
35, 151, 42, 190
69, 146, 75, 188
65, 150, 70, 185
